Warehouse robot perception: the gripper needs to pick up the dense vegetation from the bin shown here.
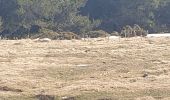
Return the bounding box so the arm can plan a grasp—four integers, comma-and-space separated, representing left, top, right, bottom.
0, 0, 170, 38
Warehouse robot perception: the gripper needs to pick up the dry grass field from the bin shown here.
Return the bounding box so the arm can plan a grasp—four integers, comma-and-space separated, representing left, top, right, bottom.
0, 37, 170, 100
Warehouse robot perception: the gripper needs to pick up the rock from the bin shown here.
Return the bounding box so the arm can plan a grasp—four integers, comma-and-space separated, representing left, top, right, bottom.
34, 38, 52, 42
39, 38, 52, 42
62, 96, 76, 100
142, 73, 148, 78
36, 94, 55, 100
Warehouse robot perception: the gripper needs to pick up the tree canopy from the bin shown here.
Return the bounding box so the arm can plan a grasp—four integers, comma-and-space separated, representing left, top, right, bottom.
0, 0, 170, 38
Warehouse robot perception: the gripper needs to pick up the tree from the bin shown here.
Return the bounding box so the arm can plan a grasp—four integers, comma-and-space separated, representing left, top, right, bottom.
1, 0, 170, 39
0, 0, 98, 38
81, 0, 161, 32
155, 0, 170, 32
0, 0, 20, 33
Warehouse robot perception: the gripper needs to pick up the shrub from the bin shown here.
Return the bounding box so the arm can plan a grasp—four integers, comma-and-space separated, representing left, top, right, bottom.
31, 28, 59, 40
58, 32, 81, 40
31, 28, 81, 40
87, 30, 109, 38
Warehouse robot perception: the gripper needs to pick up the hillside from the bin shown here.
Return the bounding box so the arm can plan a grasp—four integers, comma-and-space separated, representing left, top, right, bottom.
0, 37, 169, 100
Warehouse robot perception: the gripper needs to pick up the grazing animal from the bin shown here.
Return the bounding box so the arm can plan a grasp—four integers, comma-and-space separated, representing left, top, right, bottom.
121, 25, 148, 38
121, 25, 133, 37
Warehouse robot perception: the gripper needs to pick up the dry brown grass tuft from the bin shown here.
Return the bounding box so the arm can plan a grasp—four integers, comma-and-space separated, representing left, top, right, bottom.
0, 37, 169, 100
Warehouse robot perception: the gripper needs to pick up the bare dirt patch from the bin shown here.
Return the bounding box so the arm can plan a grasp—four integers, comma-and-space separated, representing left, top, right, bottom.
0, 86, 22, 92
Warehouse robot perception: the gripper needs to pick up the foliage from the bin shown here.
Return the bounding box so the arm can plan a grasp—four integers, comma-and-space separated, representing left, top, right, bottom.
81, 0, 169, 33
31, 28, 81, 40
87, 30, 109, 38
31, 28, 59, 39
0, 0, 96, 38
0, 0, 170, 39
58, 32, 81, 40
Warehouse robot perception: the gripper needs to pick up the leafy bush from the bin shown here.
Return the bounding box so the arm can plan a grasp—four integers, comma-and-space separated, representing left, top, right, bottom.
58, 32, 81, 40
31, 28, 59, 40
87, 30, 109, 38
31, 29, 81, 40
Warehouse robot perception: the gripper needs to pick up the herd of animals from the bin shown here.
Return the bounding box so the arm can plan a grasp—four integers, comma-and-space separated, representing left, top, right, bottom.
120, 24, 148, 37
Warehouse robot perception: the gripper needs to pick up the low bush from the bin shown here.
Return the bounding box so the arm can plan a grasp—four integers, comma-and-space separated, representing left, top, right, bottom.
58, 32, 81, 40
31, 28, 59, 40
87, 30, 109, 38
